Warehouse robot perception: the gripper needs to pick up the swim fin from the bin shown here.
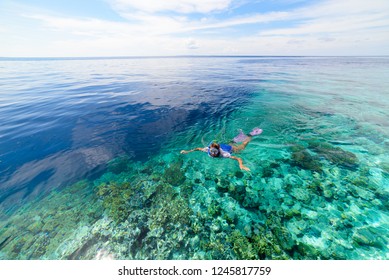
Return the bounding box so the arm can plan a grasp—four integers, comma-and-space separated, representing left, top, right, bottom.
233, 129, 249, 143
249, 127, 263, 136
233, 128, 263, 143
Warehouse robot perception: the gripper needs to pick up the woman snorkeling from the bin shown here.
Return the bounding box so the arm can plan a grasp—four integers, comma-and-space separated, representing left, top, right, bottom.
180, 128, 263, 171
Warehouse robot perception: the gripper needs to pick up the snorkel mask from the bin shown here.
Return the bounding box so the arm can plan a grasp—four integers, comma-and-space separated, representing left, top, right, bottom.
209, 147, 220, 157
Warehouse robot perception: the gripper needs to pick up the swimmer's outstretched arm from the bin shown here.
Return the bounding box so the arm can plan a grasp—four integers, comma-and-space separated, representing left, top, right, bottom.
230, 156, 250, 171
180, 148, 205, 154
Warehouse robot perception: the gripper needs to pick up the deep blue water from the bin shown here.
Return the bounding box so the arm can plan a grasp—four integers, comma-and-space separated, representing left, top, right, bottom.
0, 57, 257, 207
0, 56, 388, 260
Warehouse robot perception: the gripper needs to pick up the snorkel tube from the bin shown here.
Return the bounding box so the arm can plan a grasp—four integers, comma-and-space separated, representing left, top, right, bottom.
207, 140, 220, 157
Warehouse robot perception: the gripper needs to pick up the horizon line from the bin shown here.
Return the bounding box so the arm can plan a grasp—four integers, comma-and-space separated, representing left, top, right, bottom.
1, 55, 388, 61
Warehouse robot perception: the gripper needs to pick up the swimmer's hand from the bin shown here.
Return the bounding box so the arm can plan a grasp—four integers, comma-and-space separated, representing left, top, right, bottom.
181, 148, 204, 154
240, 165, 251, 171
231, 156, 250, 171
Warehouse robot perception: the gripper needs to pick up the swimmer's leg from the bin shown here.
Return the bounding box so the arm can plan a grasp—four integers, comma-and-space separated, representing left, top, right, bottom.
232, 136, 252, 152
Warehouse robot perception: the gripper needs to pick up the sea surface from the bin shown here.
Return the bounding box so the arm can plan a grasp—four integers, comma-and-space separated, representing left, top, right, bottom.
0, 56, 388, 260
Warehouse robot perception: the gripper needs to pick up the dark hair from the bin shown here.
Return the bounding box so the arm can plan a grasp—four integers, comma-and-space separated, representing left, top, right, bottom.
210, 143, 220, 149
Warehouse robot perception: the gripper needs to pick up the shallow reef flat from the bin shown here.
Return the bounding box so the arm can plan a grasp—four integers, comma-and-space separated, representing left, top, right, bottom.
0, 180, 104, 259
0, 127, 388, 260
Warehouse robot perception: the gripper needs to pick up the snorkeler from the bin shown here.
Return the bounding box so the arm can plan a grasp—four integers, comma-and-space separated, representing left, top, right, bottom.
180, 128, 263, 171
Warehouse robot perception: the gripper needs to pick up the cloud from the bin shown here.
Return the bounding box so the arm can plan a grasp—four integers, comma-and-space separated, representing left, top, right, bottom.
25, 14, 131, 37
259, 0, 389, 37
22, 0, 389, 38
107, 0, 389, 39
186, 38, 199, 49
318, 37, 336, 42
110, 0, 234, 14
2, 0, 388, 56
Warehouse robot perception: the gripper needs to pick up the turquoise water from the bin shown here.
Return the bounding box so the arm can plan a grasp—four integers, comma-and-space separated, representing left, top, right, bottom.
0, 57, 388, 259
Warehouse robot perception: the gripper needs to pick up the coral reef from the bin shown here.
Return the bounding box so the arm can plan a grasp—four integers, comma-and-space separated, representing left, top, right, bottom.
163, 159, 186, 186
291, 149, 323, 172
1, 115, 387, 260
97, 180, 142, 223
308, 141, 359, 168
0, 180, 104, 259
107, 155, 133, 174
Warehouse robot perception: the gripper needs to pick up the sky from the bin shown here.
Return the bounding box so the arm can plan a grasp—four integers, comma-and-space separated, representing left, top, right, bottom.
0, 0, 388, 57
